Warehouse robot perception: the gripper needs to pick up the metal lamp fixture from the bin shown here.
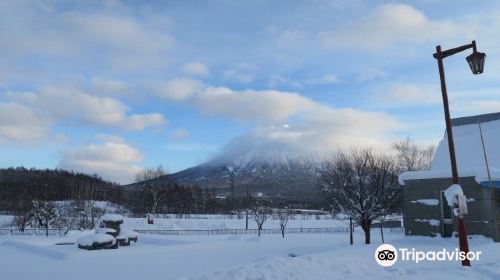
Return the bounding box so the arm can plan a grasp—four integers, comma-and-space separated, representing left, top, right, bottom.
466, 51, 486, 74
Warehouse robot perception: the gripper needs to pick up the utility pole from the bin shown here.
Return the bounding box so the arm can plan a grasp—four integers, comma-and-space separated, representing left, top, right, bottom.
433, 40, 485, 267
245, 185, 249, 230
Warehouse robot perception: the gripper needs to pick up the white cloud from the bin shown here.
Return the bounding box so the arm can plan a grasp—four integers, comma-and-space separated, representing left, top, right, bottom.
454, 100, 500, 116
0, 102, 51, 145
0, 2, 175, 71
59, 137, 144, 184
172, 128, 190, 140
4, 87, 166, 131
218, 106, 401, 159
158, 78, 203, 101
269, 74, 302, 88
194, 87, 314, 123
157, 78, 402, 151
358, 68, 388, 82
376, 84, 441, 106
90, 78, 130, 96
223, 69, 255, 83
181, 62, 210, 77
305, 73, 340, 86
319, 4, 469, 50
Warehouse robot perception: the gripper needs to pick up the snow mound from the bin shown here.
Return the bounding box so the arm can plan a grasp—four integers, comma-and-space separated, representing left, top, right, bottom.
77, 233, 114, 247
96, 228, 117, 234
121, 229, 138, 239
101, 214, 124, 223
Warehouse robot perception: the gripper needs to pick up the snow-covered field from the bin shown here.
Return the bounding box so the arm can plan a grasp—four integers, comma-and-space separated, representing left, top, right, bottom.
122, 216, 350, 230
0, 214, 353, 230
1, 231, 499, 280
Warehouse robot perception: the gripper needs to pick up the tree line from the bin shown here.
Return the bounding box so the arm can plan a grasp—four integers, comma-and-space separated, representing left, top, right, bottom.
0, 167, 123, 213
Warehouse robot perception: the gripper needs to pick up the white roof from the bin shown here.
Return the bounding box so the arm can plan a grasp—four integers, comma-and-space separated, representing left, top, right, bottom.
399, 113, 500, 186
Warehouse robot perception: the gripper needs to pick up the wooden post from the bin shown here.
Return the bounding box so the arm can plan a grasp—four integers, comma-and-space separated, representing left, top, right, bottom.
349, 217, 353, 245
380, 221, 385, 243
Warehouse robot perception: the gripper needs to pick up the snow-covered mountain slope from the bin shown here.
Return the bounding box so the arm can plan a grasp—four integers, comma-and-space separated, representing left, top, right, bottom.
130, 132, 325, 202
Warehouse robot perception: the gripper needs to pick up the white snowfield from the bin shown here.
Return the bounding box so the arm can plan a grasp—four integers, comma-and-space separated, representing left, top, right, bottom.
1, 231, 499, 280
122, 216, 350, 231
399, 116, 500, 185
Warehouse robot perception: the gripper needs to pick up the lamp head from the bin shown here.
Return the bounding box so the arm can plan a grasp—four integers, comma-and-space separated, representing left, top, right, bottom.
466, 51, 486, 74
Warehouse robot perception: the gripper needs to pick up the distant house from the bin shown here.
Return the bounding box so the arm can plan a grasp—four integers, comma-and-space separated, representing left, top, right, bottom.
399, 112, 500, 241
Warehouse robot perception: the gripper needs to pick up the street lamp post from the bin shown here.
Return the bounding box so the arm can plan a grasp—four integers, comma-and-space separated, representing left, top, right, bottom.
433, 40, 486, 267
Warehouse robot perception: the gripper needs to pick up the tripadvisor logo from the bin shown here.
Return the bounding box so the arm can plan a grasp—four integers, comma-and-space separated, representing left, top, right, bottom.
375, 244, 398, 267
375, 244, 482, 267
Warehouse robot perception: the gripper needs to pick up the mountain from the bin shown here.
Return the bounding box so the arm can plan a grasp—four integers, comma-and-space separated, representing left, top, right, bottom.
130, 132, 326, 203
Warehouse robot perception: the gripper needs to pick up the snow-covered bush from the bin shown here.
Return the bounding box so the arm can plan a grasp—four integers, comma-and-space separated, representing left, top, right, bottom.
69, 200, 105, 230
77, 233, 116, 250
30, 200, 61, 236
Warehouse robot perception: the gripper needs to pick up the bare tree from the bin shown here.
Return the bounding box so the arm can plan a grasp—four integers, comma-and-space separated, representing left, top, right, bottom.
135, 165, 168, 222
277, 207, 290, 238
392, 137, 435, 172
250, 196, 271, 237
320, 148, 400, 244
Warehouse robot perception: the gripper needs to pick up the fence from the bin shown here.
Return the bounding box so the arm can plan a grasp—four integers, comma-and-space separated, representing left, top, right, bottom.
0, 228, 67, 236
389, 227, 405, 233
134, 227, 353, 235
0, 227, 405, 236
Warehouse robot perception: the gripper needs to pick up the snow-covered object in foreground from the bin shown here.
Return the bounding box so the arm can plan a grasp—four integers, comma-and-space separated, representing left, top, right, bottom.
444, 184, 468, 215
121, 229, 139, 243
77, 233, 116, 250
116, 235, 130, 246
95, 227, 117, 235
101, 214, 124, 223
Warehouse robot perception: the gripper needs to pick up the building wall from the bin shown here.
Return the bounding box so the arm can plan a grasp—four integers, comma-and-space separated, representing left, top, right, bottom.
495, 189, 500, 241
404, 176, 498, 241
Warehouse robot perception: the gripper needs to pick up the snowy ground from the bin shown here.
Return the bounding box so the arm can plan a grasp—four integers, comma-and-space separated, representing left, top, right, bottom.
0, 214, 353, 230
1, 231, 498, 280
122, 216, 350, 230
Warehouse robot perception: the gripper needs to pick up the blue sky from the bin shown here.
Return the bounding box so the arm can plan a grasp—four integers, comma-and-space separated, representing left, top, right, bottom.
1, 0, 500, 183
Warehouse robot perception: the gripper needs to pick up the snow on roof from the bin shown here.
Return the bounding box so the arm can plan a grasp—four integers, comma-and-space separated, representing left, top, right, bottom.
399, 113, 500, 186
101, 214, 124, 222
